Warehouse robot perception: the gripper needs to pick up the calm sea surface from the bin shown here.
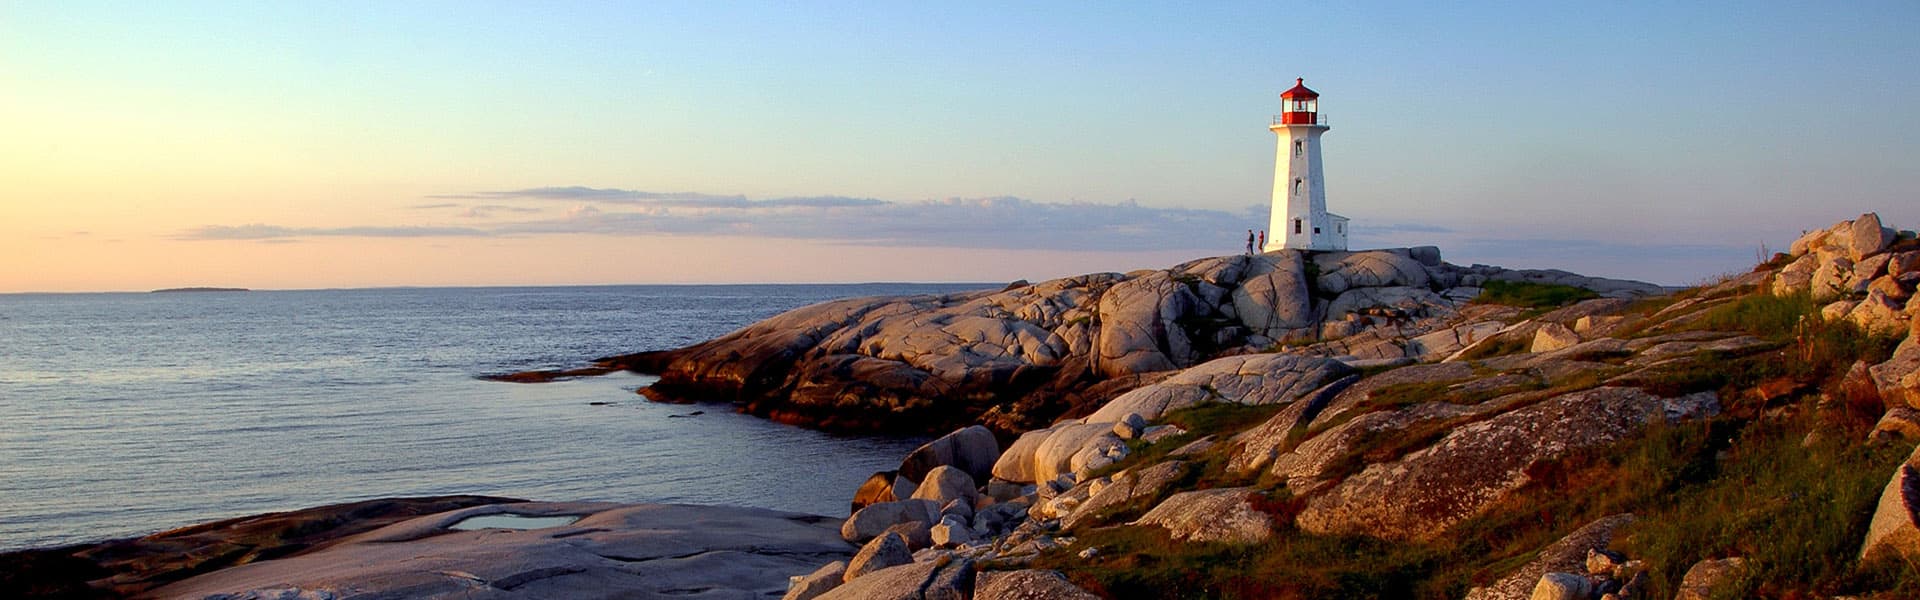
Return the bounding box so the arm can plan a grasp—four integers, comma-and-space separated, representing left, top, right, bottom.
0, 284, 987, 551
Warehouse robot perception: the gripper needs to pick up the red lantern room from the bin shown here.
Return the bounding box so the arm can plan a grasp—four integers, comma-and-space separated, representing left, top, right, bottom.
1278, 78, 1320, 125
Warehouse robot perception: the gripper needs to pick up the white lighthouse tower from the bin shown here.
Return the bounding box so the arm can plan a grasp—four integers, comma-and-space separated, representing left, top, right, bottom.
1265, 78, 1348, 252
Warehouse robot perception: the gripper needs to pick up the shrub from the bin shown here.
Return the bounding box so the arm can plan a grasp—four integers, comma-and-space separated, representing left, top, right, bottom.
1473, 280, 1600, 310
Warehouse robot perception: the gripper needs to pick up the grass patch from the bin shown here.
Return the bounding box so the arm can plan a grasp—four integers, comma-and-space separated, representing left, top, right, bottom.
1617, 419, 1916, 599
1689, 292, 1819, 341
1473, 280, 1600, 311
1457, 335, 1532, 360
1048, 409, 1915, 599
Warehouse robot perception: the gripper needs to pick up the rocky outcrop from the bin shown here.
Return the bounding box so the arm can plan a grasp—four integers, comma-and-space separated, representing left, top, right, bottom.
1132, 488, 1275, 544
1085, 353, 1354, 423
974, 569, 1101, 600
1296, 388, 1719, 540
846, 532, 913, 582
1464, 514, 1635, 600
1673, 557, 1747, 600
507, 247, 1658, 435
1061, 461, 1188, 531
1860, 444, 1920, 563
1871, 319, 1920, 410
0, 495, 519, 599
148, 502, 856, 600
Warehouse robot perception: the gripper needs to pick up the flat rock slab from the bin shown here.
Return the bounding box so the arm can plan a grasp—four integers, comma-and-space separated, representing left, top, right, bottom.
149, 502, 855, 600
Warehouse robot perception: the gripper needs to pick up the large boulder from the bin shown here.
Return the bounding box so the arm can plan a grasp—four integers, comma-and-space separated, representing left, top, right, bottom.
851, 471, 900, 512
1673, 557, 1746, 600
1464, 514, 1635, 600
1297, 388, 1719, 540
1860, 444, 1920, 563
910, 466, 980, 509
147, 502, 857, 600
1095, 271, 1201, 377
1086, 353, 1355, 423
784, 560, 847, 600
1846, 290, 1910, 336
820, 555, 975, 600
1062, 461, 1189, 530
992, 429, 1054, 483
1324, 286, 1451, 321
845, 532, 913, 582
1851, 212, 1896, 261
1313, 250, 1431, 294
843, 499, 940, 543
898, 425, 1001, 489
1233, 252, 1316, 338
975, 569, 1101, 600
1870, 320, 1920, 410
1239, 402, 1475, 492
1132, 487, 1274, 544
1528, 573, 1589, 600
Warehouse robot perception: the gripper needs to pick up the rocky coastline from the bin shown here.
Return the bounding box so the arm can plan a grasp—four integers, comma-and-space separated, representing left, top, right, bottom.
11, 213, 1920, 599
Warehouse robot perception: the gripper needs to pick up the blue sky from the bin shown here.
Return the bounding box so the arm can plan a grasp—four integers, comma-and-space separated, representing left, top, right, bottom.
3, 1, 1917, 290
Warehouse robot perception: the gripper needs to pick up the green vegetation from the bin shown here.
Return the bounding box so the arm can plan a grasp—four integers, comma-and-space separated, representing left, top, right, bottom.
1455, 335, 1531, 360
1618, 421, 1917, 599
1690, 292, 1820, 341
1473, 280, 1600, 311
1042, 284, 1914, 599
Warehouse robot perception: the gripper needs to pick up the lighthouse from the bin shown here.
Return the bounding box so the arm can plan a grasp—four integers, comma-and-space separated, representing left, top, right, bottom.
1265, 78, 1348, 252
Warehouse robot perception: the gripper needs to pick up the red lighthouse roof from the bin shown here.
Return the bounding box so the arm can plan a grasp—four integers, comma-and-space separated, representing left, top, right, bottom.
1280, 78, 1319, 99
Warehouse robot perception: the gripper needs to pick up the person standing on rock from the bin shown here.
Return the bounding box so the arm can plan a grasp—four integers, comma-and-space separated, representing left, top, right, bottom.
1246, 230, 1256, 255
1258, 230, 1266, 252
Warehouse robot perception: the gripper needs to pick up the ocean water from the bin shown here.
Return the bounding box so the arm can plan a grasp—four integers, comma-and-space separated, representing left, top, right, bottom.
0, 283, 988, 551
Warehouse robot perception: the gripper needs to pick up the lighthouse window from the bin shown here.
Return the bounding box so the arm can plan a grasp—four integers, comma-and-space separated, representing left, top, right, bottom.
1337, 223, 1344, 234
1294, 219, 1302, 235
1294, 141, 1303, 157
1314, 227, 1321, 234
1293, 178, 1302, 195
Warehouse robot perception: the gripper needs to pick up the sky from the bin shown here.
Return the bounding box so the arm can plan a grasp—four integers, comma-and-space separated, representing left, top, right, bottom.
3, 1, 1917, 292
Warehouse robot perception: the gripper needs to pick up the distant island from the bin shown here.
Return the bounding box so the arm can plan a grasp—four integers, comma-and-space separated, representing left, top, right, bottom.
149, 287, 250, 293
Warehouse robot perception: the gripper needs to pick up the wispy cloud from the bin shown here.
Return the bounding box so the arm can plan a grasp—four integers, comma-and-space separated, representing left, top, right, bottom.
430, 186, 888, 209
179, 224, 490, 240
179, 190, 1258, 250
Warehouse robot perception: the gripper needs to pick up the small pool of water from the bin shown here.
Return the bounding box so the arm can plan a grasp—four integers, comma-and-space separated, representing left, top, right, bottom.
447, 514, 582, 531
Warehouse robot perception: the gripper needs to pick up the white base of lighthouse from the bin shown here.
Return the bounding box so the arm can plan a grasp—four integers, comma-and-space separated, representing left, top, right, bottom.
1265, 122, 1347, 252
